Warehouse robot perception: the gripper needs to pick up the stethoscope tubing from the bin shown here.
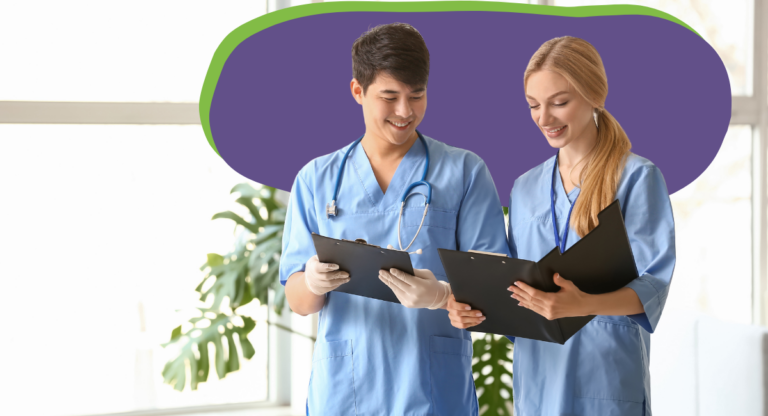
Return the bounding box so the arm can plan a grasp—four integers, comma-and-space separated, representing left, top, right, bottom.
329, 130, 432, 252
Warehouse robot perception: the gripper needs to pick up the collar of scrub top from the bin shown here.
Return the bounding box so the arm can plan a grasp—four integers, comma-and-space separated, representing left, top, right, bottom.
326, 130, 431, 253
551, 150, 578, 254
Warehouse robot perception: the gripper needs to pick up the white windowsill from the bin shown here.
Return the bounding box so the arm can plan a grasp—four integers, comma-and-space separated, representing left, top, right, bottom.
76, 402, 301, 416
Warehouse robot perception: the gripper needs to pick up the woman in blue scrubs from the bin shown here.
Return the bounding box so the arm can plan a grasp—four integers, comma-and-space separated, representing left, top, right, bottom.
281, 23, 509, 415
449, 36, 676, 415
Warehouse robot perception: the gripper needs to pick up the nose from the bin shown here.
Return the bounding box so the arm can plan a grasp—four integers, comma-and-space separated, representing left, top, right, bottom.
394, 98, 413, 118
538, 105, 555, 127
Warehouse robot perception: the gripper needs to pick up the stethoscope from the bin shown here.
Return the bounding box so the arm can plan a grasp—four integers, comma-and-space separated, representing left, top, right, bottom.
551, 150, 578, 254
326, 130, 431, 254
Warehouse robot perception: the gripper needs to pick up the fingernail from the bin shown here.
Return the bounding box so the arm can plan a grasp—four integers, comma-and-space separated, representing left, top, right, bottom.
507, 287, 513, 291
476, 312, 483, 317
481, 317, 486, 321
514, 282, 520, 287
465, 306, 471, 311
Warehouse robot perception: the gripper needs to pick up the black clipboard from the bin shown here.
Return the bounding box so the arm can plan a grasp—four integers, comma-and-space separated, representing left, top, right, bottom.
438, 199, 638, 344
311, 233, 414, 303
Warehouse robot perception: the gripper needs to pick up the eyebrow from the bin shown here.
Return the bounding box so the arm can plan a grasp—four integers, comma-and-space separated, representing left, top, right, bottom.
526, 91, 569, 101
380, 87, 426, 94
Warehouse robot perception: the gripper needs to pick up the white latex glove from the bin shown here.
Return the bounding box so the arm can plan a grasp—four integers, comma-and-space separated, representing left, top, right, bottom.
378, 268, 452, 309
304, 255, 350, 296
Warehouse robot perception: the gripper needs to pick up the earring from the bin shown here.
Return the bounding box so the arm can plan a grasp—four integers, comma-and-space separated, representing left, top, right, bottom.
593, 109, 599, 129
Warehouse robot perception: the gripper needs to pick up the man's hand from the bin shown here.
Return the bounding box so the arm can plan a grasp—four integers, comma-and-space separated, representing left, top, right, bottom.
379, 268, 451, 309
508, 273, 590, 320
303, 255, 350, 296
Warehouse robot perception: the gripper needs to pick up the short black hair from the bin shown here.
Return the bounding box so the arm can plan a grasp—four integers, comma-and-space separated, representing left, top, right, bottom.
351, 22, 430, 95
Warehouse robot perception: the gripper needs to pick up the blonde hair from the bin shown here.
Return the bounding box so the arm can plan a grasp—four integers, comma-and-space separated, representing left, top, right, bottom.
524, 36, 631, 237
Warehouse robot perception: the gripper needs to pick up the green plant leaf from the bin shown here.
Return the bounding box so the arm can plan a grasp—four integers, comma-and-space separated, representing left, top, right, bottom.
230, 183, 260, 199
207, 253, 225, 267
227, 332, 240, 372
164, 182, 290, 390
473, 334, 514, 415
212, 211, 260, 234
271, 282, 286, 314
235, 196, 268, 228
170, 325, 182, 342
240, 335, 256, 360
195, 276, 211, 293
198, 340, 210, 383
162, 312, 257, 391
255, 224, 284, 241
271, 207, 286, 222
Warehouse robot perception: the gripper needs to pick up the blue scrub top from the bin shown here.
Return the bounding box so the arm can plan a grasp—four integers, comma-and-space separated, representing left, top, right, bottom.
280, 135, 510, 416
507, 153, 676, 416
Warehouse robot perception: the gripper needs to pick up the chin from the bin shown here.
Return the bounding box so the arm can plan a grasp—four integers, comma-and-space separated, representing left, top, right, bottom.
388, 137, 412, 146
545, 137, 568, 149
543, 129, 573, 147
387, 131, 416, 145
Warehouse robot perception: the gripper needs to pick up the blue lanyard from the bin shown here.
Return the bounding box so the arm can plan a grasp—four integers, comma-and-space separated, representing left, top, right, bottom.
551, 151, 578, 254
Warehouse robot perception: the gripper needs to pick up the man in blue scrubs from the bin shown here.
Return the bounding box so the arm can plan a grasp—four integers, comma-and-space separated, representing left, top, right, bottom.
280, 23, 509, 415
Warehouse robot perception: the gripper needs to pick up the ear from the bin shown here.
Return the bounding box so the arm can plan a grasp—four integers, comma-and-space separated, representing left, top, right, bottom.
350, 78, 364, 105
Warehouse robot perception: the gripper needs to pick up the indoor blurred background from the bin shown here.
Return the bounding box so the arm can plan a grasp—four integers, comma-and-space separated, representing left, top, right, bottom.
0, 1, 765, 415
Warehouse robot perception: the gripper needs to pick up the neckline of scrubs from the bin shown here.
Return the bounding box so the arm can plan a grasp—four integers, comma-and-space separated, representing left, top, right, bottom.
349, 135, 427, 212
554, 157, 581, 209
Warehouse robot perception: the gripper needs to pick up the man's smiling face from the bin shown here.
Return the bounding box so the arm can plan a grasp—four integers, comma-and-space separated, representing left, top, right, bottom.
352, 72, 427, 146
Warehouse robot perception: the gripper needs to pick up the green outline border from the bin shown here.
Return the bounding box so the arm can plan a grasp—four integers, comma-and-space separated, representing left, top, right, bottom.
200, 1, 699, 156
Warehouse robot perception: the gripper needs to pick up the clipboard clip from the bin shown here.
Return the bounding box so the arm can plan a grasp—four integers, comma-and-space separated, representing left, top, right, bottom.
341, 238, 381, 248
468, 250, 509, 258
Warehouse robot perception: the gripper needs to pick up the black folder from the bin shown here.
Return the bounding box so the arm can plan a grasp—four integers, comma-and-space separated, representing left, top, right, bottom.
311, 233, 414, 303
438, 200, 638, 344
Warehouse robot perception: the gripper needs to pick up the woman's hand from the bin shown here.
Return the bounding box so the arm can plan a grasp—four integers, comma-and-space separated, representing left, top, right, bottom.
446, 294, 486, 329
509, 273, 591, 320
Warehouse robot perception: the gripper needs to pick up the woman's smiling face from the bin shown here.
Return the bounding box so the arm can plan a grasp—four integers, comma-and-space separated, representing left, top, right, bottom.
525, 70, 596, 150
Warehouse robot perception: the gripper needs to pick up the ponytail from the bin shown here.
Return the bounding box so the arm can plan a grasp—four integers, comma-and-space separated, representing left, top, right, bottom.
524, 36, 632, 237
570, 109, 631, 237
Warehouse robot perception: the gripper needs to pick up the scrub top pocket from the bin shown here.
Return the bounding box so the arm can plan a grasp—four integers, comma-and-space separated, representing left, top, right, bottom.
572, 320, 646, 416
308, 339, 357, 416
429, 335, 477, 416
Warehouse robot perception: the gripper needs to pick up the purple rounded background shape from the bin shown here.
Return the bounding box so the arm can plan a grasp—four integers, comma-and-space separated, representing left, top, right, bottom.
210, 11, 731, 200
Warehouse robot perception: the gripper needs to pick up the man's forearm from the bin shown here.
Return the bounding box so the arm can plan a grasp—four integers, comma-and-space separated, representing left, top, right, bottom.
285, 271, 326, 316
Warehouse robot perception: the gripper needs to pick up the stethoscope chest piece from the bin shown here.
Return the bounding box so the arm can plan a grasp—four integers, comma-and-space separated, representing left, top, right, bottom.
326, 201, 337, 218
327, 130, 432, 253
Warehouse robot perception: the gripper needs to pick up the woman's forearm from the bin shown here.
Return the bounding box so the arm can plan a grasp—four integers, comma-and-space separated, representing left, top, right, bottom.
584, 287, 644, 316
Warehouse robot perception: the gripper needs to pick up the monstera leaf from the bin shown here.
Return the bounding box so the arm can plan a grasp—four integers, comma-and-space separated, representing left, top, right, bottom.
162, 310, 256, 391
163, 184, 287, 391
163, 182, 517, 407
473, 334, 514, 415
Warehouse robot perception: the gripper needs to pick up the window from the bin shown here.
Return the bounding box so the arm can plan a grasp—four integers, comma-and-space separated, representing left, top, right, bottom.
552, 0, 754, 96
0, 125, 270, 415
669, 125, 753, 324
0, 1, 267, 102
